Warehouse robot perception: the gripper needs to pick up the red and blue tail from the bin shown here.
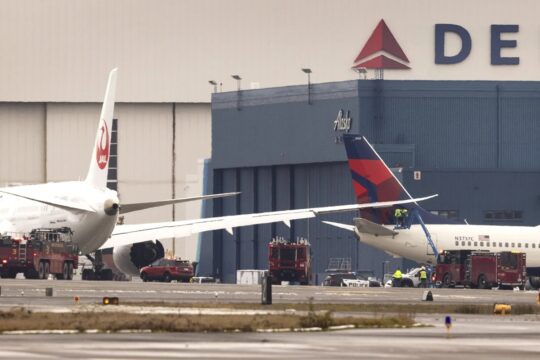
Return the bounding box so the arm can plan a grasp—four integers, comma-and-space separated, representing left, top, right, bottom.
343, 134, 454, 225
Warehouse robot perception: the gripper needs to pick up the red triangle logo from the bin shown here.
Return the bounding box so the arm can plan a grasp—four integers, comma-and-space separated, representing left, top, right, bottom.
354, 55, 410, 70
352, 19, 410, 70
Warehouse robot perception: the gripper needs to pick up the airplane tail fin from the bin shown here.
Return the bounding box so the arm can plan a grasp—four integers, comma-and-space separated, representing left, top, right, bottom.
85, 68, 118, 189
342, 134, 452, 225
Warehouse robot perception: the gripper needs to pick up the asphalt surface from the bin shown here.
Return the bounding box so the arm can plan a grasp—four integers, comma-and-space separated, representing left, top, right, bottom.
0, 279, 539, 310
0, 316, 540, 359
0, 279, 539, 359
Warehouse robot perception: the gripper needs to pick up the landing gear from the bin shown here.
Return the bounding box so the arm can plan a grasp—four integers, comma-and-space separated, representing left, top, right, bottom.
81, 251, 114, 281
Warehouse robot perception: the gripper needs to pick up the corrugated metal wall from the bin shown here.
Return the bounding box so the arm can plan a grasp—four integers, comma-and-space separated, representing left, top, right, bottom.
0, 104, 45, 185
204, 79, 540, 282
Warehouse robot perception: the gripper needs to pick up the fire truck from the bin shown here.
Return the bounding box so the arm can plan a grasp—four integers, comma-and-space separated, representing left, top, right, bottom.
435, 250, 526, 289
0, 228, 78, 280
268, 237, 311, 285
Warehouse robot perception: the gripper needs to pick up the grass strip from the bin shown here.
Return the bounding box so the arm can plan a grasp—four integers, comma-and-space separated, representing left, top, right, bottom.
121, 301, 540, 315
0, 308, 415, 333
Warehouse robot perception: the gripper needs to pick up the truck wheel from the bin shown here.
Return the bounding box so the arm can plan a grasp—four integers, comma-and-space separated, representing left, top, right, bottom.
44, 262, 50, 280
67, 263, 73, 280
82, 269, 95, 280
61, 262, 69, 280
163, 272, 171, 282
477, 274, 488, 289
442, 273, 452, 288
38, 261, 46, 279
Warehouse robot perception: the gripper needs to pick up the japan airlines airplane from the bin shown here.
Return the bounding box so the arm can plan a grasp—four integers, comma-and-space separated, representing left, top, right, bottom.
0, 69, 434, 278
323, 134, 540, 287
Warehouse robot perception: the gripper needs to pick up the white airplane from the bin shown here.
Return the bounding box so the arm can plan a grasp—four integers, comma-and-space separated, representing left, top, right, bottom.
0, 69, 434, 279
324, 134, 540, 288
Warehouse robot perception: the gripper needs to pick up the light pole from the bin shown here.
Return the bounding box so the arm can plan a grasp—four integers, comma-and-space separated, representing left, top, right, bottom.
301, 68, 312, 105
208, 80, 217, 93
353, 67, 367, 80
231, 75, 242, 110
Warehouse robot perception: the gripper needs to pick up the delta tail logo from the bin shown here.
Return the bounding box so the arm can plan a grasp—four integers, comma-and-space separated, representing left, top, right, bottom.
352, 19, 410, 70
96, 121, 109, 169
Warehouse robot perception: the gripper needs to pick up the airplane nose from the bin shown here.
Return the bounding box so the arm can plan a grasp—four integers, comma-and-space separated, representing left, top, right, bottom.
104, 198, 119, 216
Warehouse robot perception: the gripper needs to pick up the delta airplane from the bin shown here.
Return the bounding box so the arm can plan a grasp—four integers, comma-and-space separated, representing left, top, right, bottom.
0, 69, 433, 279
324, 134, 540, 288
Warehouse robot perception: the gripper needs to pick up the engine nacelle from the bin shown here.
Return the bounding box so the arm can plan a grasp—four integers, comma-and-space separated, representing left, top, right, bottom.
112, 240, 165, 277
529, 276, 540, 290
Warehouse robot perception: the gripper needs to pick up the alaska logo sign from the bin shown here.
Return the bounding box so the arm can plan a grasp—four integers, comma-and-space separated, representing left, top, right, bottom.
352, 19, 410, 70
353, 20, 520, 70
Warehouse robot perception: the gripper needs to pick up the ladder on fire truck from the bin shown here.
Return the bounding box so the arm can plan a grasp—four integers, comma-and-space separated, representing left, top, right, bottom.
403, 208, 439, 257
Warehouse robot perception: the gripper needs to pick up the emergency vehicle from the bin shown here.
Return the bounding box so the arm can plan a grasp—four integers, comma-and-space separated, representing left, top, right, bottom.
268, 237, 311, 285
435, 250, 526, 289
0, 228, 78, 280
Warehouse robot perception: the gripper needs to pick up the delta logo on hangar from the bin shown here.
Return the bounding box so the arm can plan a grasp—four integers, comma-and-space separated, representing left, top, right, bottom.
352, 19, 411, 71
352, 19, 521, 71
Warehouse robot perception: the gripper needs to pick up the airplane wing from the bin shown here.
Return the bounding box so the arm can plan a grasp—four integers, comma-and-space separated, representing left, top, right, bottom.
0, 189, 96, 213
120, 192, 240, 214
99, 194, 437, 249
323, 218, 398, 236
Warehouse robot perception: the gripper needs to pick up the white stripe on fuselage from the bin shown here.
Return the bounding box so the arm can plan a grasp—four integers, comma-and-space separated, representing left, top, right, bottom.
358, 224, 540, 267
0, 182, 118, 253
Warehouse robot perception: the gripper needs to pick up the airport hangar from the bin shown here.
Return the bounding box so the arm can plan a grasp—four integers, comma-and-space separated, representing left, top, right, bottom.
1, 1, 540, 281
198, 79, 540, 283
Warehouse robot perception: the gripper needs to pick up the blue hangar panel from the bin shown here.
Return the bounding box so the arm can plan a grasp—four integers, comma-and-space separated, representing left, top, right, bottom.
199, 79, 540, 283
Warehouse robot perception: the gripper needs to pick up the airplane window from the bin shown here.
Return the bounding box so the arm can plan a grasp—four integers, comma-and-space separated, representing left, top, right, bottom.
493, 242, 496, 247
518, 243, 522, 248
499, 242, 503, 247
461, 241, 465, 246
455, 241, 459, 246
474, 242, 478, 246
486, 242, 490, 247
533, 244, 537, 248
480, 242, 484, 246
505, 242, 509, 247
468, 241, 471, 246
511, 243, 515, 248
525, 243, 529, 248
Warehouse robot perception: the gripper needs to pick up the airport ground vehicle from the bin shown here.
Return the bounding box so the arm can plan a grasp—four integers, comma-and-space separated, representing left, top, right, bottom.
0, 228, 78, 280
435, 250, 527, 289
323, 272, 381, 287
139, 258, 194, 282
384, 267, 425, 287
268, 237, 311, 285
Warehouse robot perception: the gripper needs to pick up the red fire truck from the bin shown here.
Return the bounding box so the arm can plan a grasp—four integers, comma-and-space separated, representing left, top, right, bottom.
268, 237, 311, 285
435, 250, 526, 289
0, 228, 79, 280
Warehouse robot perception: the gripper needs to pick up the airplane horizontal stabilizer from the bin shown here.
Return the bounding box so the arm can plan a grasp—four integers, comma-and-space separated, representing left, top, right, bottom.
120, 192, 240, 214
353, 218, 398, 236
322, 221, 356, 232
0, 189, 96, 213
99, 194, 436, 249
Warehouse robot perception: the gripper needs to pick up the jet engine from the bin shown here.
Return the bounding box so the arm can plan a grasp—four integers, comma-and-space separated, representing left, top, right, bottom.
112, 240, 165, 277
104, 199, 120, 216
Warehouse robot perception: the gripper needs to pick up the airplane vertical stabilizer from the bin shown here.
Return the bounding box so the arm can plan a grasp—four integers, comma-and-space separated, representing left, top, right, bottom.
342, 134, 454, 225
85, 68, 118, 189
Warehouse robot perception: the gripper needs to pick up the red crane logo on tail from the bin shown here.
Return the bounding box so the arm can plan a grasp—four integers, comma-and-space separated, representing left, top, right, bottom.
96, 121, 109, 170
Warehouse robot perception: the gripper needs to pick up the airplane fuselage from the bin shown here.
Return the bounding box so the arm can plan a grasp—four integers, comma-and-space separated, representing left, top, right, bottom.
357, 224, 540, 275
0, 181, 119, 253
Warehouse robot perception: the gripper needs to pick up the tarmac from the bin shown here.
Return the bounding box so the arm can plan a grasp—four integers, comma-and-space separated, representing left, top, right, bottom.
0, 279, 539, 359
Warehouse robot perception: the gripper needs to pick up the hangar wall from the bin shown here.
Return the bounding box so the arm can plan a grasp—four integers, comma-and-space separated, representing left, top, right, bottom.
0, 101, 211, 260
201, 79, 540, 282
